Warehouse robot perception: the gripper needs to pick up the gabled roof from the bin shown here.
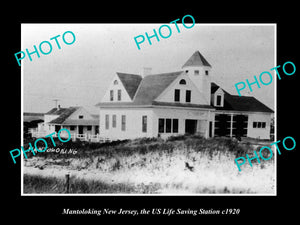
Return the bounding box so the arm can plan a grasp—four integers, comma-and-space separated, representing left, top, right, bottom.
182, 51, 211, 68
133, 71, 183, 104
211, 82, 221, 94
48, 107, 79, 124
96, 71, 196, 108
47, 107, 100, 125
59, 119, 99, 125
116, 72, 142, 99
211, 82, 274, 113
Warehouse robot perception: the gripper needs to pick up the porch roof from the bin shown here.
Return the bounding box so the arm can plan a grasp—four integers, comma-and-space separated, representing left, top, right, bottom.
96, 101, 214, 109
52, 119, 99, 126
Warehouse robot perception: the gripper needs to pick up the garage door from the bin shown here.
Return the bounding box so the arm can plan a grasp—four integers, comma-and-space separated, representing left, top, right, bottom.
214, 114, 231, 136
233, 115, 248, 137
215, 114, 248, 137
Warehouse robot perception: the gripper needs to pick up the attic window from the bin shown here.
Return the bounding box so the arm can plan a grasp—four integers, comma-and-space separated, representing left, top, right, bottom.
216, 95, 222, 106
205, 70, 209, 75
214, 93, 223, 107
179, 79, 186, 85
79, 115, 83, 119
114, 80, 118, 85
194, 70, 199, 75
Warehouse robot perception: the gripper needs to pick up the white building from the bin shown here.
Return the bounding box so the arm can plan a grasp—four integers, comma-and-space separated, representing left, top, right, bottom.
96, 51, 274, 141
30, 105, 100, 141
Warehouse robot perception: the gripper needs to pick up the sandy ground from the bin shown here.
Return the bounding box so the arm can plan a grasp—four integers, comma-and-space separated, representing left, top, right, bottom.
23, 154, 276, 194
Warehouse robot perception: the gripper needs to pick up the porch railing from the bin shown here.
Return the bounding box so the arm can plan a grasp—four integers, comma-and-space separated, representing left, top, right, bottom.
29, 130, 110, 143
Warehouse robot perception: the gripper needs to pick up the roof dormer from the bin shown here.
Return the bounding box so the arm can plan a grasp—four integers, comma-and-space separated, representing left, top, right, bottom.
211, 86, 224, 107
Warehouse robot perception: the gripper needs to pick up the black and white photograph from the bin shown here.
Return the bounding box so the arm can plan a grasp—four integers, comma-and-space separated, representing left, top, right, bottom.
21, 23, 276, 195
4, 5, 299, 221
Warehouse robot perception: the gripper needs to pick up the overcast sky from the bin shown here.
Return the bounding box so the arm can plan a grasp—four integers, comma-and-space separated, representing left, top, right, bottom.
22, 23, 275, 114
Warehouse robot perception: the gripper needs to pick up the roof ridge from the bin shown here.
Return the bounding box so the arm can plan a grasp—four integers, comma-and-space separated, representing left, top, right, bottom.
144, 70, 183, 77
116, 72, 142, 77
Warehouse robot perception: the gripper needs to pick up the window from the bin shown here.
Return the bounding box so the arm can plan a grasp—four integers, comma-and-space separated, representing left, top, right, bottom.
173, 119, 178, 133
87, 126, 92, 131
186, 90, 191, 102
216, 95, 222, 106
166, 119, 172, 133
205, 70, 209, 75
121, 115, 126, 131
79, 115, 84, 119
114, 80, 118, 85
257, 122, 262, 128
70, 126, 75, 131
105, 115, 109, 129
179, 79, 186, 85
159, 118, 178, 133
158, 119, 165, 133
110, 90, 114, 101
117, 90, 121, 101
253, 121, 266, 128
194, 70, 199, 75
142, 115, 147, 132
112, 114, 116, 128
185, 70, 189, 73
174, 89, 180, 102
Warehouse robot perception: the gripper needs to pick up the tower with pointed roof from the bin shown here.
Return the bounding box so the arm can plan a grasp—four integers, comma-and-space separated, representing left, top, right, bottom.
182, 51, 212, 104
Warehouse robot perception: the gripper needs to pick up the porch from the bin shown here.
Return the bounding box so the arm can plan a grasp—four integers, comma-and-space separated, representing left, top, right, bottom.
30, 129, 110, 143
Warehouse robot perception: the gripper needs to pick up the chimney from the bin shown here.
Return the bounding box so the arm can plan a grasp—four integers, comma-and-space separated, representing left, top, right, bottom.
57, 104, 61, 110
142, 67, 152, 77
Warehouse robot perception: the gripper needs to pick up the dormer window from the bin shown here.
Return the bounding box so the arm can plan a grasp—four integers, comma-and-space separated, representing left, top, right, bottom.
194, 70, 199, 75
216, 95, 222, 106
213, 88, 224, 107
179, 79, 186, 85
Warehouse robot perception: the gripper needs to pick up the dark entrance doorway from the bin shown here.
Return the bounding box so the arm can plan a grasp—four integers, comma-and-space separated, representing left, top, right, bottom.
214, 114, 248, 137
214, 114, 230, 137
209, 121, 213, 138
233, 115, 248, 137
55, 125, 61, 133
185, 119, 197, 134
78, 125, 84, 134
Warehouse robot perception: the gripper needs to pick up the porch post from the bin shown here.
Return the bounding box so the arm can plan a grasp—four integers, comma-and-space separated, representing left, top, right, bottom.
230, 113, 234, 138
212, 111, 215, 138
76, 125, 79, 139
